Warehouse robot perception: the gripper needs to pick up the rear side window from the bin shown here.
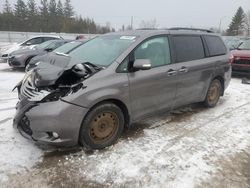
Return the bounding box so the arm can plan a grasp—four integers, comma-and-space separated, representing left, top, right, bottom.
43, 37, 58, 42
24, 37, 43, 45
172, 35, 205, 63
204, 36, 227, 56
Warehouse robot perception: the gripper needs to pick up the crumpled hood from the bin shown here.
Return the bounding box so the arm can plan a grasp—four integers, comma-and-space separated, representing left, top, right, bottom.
32, 55, 86, 87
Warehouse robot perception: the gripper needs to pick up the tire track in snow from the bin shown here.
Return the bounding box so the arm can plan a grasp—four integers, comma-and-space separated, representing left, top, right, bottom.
0, 118, 12, 125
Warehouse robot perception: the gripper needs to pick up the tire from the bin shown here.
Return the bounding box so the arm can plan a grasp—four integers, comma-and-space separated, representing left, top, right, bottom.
79, 103, 124, 149
204, 79, 222, 108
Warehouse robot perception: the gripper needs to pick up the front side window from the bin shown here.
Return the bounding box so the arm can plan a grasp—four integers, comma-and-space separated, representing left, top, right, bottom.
69, 35, 138, 67
133, 36, 171, 68
43, 37, 58, 42
36, 40, 58, 49
172, 35, 205, 63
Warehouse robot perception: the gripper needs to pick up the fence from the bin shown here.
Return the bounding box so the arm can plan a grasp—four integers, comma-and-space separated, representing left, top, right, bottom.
0, 31, 98, 44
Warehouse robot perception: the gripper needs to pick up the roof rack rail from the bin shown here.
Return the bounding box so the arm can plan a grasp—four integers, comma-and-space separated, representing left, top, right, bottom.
169, 27, 214, 33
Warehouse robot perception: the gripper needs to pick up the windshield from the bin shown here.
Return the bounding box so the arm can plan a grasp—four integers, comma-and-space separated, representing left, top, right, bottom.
238, 40, 250, 50
54, 41, 82, 54
69, 35, 138, 66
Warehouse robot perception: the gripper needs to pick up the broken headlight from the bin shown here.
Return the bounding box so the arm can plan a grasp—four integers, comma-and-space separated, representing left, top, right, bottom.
41, 83, 84, 102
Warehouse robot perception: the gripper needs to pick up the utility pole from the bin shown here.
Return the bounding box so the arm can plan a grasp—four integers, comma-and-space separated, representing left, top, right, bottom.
130, 16, 133, 30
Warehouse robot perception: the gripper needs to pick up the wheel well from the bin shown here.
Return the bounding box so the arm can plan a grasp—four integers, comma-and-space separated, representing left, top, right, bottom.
213, 76, 224, 96
25, 56, 34, 66
89, 99, 130, 129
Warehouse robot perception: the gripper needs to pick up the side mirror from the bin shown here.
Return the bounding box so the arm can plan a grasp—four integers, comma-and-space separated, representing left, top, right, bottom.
45, 48, 53, 52
72, 63, 89, 77
133, 59, 152, 71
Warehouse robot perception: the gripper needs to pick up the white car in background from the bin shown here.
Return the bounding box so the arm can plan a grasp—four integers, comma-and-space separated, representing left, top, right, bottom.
0, 35, 62, 62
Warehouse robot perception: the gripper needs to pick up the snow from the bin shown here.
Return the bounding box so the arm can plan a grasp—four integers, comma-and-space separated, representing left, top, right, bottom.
0, 62, 250, 187
0, 63, 43, 182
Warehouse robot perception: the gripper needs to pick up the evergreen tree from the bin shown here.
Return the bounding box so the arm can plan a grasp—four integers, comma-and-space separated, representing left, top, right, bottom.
49, 0, 57, 16
56, 0, 64, 17
56, 0, 64, 32
1, 0, 13, 30
14, 0, 27, 18
27, 0, 37, 16
14, 0, 27, 31
27, 0, 38, 31
48, 0, 57, 31
39, 0, 49, 31
64, 0, 74, 18
0, 0, 113, 34
227, 7, 245, 36
3, 0, 12, 14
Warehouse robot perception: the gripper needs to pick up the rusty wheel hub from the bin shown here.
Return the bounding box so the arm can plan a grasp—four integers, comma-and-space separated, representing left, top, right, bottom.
90, 112, 118, 144
208, 82, 220, 103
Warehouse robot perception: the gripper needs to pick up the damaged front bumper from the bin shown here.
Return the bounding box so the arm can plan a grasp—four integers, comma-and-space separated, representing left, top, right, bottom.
13, 70, 90, 147
14, 98, 89, 147
13, 61, 100, 147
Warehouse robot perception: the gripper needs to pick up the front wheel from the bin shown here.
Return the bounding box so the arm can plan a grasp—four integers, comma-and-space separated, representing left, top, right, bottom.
79, 103, 124, 149
204, 79, 222, 108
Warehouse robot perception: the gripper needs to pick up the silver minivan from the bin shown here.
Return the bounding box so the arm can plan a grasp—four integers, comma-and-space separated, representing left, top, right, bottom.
14, 28, 231, 149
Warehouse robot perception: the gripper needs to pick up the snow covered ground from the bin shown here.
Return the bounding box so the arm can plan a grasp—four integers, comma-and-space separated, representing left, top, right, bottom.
0, 62, 250, 188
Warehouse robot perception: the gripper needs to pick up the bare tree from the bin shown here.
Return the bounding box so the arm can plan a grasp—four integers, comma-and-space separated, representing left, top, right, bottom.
139, 19, 158, 29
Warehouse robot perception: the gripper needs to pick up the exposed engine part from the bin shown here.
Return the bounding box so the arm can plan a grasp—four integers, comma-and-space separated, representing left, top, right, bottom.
18, 62, 100, 102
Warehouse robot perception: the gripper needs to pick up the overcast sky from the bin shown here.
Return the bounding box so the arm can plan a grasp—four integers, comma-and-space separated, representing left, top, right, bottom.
2, 0, 250, 30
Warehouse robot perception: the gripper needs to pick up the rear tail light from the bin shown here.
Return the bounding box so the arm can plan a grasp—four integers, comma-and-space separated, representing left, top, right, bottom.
229, 54, 234, 64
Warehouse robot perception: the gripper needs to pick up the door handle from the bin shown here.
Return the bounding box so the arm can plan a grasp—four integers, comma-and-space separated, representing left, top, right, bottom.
179, 67, 188, 73
167, 69, 177, 76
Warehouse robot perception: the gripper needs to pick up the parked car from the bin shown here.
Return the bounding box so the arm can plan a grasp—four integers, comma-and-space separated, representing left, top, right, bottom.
0, 35, 62, 62
231, 39, 250, 76
26, 40, 86, 72
8, 39, 69, 68
14, 28, 231, 149
223, 36, 249, 51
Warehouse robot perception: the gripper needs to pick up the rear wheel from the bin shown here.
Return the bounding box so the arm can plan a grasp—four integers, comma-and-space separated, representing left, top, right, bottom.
204, 79, 222, 107
79, 103, 124, 149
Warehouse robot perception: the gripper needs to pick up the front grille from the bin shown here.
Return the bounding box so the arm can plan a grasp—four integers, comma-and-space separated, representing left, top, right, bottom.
19, 115, 32, 136
234, 59, 250, 65
21, 75, 50, 101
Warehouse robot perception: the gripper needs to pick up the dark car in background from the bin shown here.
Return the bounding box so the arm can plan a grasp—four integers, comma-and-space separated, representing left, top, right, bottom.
26, 40, 86, 72
8, 39, 69, 68
14, 29, 231, 149
231, 39, 250, 76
